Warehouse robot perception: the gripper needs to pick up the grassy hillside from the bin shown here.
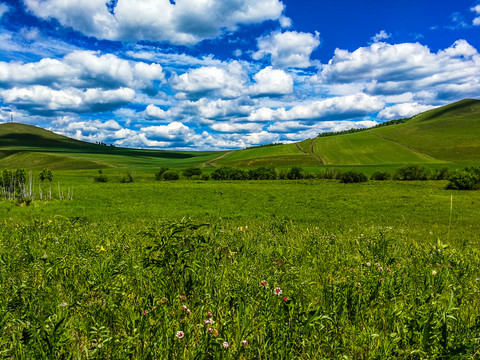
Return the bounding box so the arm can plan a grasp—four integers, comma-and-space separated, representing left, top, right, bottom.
1, 98, 479, 170
0, 123, 224, 170
370, 99, 480, 163
218, 98, 480, 167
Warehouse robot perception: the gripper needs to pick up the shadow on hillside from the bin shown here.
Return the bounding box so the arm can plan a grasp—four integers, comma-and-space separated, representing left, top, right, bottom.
0, 133, 197, 159
419, 99, 479, 122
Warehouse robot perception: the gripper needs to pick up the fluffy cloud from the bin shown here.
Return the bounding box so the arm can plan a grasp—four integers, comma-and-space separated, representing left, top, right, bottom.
268, 120, 378, 140
0, 86, 135, 113
210, 122, 263, 133
0, 51, 165, 91
24, 0, 284, 45
321, 40, 480, 101
472, 5, 480, 26
0, 3, 9, 18
378, 103, 436, 120
171, 63, 246, 98
145, 104, 168, 119
251, 66, 294, 96
253, 31, 320, 68
248, 93, 384, 122
371, 30, 391, 43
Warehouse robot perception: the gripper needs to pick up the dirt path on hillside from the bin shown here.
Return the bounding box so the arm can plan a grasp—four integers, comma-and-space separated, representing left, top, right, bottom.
202, 151, 233, 168
370, 133, 437, 160
309, 138, 324, 165
296, 143, 308, 154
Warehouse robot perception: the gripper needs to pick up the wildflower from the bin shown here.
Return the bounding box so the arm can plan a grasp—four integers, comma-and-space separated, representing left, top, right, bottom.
222, 341, 229, 349
386, 267, 391, 272
60, 302, 67, 307
366, 262, 371, 267
142, 310, 149, 316
274, 287, 283, 295
260, 280, 268, 287
378, 267, 383, 272
152, 306, 157, 311
476, 278, 480, 282
181, 305, 188, 311
55, 242, 59, 245
207, 311, 213, 317
176, 331, 184, 339
379, 278, 385, 282
180, 295, 187, 301
186, 309, 191, 315
203, 318, 214, 325
432, 270, 437, 276
207, 327, 213, 334
99, 246, 106, 252
375, 262, 380, 267
355, 282, 361, 288
241, 340, 248, 347
283, 296, 288, 302
161, 297, 168, 303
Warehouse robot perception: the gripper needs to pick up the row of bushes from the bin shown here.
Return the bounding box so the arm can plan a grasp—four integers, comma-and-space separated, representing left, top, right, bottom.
153, 165, 480, 190
333, 166, 480, 190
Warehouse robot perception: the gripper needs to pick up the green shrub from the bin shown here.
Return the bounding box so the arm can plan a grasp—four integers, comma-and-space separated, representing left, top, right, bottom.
430, 167, 450, 180
248, 166, 277, 180
161, 170, 180, 181
120, 171, 136, 183
39, 168, 54, 182
446, 170, 480, 190
155, 167, 170, 180
339, 170, 368, 183
393, 165, 430, 180
317, 168, 341, 179
211, 167, 247, 180
93, 170, 108, 183
370, 171, 391, 180
183, 167, 203, 179
287, 166, 304, 180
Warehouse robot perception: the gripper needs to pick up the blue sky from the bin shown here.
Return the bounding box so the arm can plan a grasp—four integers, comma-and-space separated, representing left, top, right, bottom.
0, 0, 479, 150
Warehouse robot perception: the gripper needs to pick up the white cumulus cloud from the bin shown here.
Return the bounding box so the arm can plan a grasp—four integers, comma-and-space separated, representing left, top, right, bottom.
371, 30, 391, 43
24, 0, 284, 45
0, 86, 135, 113
321, 40, 480, 102
249, 93, 384, 122
472, 5, 480, 25
378, 103, 436, 120
251, 66, 294, 96
171, 64, 246, 98
253, 31, 320, 68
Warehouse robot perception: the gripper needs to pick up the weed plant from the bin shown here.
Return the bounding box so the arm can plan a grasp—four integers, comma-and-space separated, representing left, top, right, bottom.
1, 179, 480, 358
1, 217, 479, 358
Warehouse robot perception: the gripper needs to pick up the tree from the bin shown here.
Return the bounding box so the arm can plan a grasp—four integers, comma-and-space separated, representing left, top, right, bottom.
39, 168, 53, 182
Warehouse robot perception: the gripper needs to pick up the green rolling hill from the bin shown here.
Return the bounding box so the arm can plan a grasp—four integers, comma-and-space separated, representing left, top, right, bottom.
0, 123, 224, 170
218, 98, 480, 167
0, 98, 479, 170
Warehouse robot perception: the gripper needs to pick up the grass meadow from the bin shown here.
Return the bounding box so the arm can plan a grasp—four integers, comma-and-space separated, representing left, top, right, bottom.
1, 174, 480, 359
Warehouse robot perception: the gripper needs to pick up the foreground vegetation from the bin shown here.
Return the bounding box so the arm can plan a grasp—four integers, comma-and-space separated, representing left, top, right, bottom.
1, 175, 480, 358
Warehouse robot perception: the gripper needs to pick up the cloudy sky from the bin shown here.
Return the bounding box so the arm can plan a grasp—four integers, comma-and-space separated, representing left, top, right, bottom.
0, 0, 479, 150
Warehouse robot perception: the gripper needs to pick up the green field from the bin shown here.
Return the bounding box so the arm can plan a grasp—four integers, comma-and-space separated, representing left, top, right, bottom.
1, 175, 480, 358
1, 99, 480, 358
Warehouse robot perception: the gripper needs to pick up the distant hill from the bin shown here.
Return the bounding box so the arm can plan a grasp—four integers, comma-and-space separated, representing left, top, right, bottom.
0, 123, 223, 170
216, 98, 480, 167
0, 98, 479, 170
